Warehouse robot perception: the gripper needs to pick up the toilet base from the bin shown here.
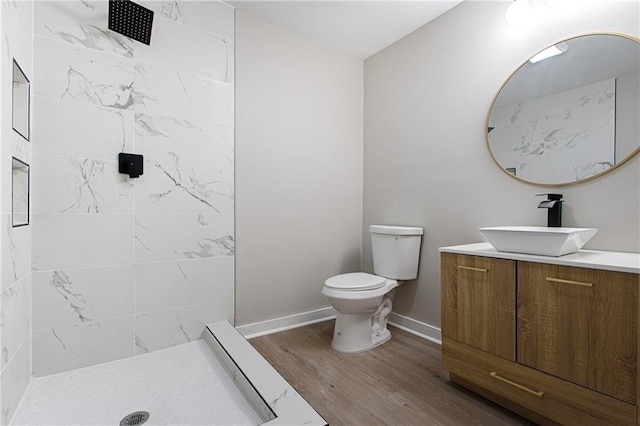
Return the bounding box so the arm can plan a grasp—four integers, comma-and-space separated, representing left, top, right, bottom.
330, 313, 392, 353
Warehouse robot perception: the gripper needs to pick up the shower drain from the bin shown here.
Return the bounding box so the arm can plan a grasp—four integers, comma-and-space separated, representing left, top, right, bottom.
120, 411, 150, 426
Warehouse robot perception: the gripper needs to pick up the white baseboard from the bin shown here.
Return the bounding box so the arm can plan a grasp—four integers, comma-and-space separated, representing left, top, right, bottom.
388, 312, 441, 345
236, 307, 440, 345
237, 307, 336, 339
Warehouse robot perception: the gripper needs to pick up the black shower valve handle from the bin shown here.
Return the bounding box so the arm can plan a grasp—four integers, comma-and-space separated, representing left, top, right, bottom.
118, 153, 143, 179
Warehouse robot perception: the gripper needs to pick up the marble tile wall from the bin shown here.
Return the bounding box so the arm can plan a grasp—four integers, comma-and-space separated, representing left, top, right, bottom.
30, 0, 235, 377
0, 0, 34, 423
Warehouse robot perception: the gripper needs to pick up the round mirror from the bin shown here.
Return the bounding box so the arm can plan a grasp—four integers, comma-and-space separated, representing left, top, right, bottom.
486, 33, 640, 186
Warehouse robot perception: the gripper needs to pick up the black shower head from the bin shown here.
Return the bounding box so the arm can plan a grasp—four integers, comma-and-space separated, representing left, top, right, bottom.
108, 0, 154, 46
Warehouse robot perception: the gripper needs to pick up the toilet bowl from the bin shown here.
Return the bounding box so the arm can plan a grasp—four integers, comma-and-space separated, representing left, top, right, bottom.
322, 225, 423, 353
322, 272, 399, 352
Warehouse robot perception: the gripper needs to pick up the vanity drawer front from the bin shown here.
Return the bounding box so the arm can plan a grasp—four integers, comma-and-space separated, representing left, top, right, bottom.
443, 338, 636, 426
441, 253, 516, 361
517, 262, 638, 404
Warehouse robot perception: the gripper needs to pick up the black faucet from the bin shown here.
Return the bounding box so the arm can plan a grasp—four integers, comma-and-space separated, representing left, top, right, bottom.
537, 194, 563, 227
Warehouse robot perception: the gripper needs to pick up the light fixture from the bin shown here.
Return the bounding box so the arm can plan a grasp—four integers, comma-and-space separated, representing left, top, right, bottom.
505, 0, 532, 27
529, 42, 568, 63
545, 0, 573, 7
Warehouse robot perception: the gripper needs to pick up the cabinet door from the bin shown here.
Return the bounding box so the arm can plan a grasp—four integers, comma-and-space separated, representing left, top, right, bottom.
517, 261, 637, 404
441, 253, 516, 361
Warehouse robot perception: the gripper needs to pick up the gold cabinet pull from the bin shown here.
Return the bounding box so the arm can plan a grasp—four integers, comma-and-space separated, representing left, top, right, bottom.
490, 372, 544, 397
457, 265, 488, 273
546, 277, 593, 287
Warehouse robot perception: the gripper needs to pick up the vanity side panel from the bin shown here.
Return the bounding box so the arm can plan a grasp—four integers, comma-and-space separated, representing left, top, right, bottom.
517, 262, 637, 404
441, 253, 516, 361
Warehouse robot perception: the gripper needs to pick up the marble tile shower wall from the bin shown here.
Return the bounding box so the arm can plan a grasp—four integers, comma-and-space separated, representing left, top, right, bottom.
30, 0, 235, 377
0, 0, 34, 423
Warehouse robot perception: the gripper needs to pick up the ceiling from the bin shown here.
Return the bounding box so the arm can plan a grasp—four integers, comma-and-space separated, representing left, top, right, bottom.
228, 1, 464, 58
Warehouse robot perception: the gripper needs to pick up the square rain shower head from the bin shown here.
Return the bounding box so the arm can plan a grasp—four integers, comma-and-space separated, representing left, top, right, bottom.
108, 0, 154, 45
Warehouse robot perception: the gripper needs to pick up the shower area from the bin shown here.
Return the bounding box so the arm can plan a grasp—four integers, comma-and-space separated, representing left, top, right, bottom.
0, 1, 324, 424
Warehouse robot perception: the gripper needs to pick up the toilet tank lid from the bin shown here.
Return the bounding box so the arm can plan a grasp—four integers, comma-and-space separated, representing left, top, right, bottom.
324, 272, 386, 291
370, 225, 423, 235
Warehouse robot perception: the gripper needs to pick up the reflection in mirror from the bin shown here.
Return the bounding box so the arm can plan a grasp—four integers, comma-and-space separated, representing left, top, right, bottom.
486, 33, 640, 186
12, 59, 30, 141
12, 157, 29, 227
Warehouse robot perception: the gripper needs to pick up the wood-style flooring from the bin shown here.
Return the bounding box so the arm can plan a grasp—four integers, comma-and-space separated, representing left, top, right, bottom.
249, 320, 535, 426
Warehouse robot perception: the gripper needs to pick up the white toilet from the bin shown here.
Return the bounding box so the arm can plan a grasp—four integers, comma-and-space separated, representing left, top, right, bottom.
322, 225, 423, 353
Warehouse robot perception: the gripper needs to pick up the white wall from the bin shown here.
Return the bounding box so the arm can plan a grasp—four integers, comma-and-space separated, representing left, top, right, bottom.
363, 1, 640, 330
0, 0, 33, 423
235, 12, 363, 326
29, 0, 235, 377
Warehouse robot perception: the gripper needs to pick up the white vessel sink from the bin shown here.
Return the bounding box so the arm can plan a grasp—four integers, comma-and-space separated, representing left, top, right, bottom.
478, 226, 598, 257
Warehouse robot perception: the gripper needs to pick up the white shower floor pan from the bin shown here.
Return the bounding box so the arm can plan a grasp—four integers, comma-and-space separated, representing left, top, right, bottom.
11, 321, 326, 426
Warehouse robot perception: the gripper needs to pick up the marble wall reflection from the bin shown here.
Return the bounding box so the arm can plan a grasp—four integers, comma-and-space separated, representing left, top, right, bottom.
489, 78, 616, 183
29, 0, 235, 377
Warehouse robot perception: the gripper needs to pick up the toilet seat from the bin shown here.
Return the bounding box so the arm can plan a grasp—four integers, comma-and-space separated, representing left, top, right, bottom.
324, 272, 386, 291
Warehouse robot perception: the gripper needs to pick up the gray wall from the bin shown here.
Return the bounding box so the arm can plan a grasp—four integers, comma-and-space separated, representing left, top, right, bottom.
235, 12, 364, 326
617, 71, 640, 160
363, 1, 640, 329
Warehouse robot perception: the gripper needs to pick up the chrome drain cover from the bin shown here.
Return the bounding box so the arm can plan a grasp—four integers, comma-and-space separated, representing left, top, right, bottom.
120, 411, 150, 426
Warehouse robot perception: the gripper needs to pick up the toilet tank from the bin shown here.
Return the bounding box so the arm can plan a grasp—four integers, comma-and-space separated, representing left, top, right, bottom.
370, 225, 423, 280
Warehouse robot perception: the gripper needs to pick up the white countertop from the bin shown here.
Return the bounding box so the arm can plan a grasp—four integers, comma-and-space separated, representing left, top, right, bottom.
439, 242, 640, 274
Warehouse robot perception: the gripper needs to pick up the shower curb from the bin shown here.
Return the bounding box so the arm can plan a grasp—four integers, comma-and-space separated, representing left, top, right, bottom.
204, 321, 328, 426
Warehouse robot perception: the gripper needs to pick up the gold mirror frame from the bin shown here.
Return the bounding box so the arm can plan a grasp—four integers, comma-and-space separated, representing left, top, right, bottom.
485, 32, 640, 187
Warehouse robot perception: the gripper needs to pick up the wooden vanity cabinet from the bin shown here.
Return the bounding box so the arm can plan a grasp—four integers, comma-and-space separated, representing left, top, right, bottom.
517, 261, 638, 405
441, 253, 516, 360
441, 252, 639, 425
